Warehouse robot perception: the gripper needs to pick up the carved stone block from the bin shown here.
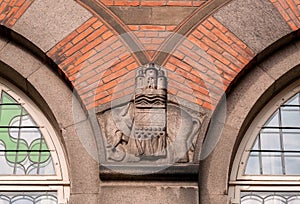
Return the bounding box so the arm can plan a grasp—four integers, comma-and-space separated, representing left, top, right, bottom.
97, 64, 206, 165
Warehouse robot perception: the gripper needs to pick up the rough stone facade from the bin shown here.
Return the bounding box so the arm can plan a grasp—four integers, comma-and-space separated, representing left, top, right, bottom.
0, 0, 300, 203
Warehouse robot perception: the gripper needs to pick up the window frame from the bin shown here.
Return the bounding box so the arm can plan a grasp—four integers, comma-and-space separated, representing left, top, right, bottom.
0, 79, 70, 203
229, 80, 300, 203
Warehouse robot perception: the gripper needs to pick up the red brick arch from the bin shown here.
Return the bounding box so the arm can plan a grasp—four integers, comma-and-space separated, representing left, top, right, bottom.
0, 0, 299, 113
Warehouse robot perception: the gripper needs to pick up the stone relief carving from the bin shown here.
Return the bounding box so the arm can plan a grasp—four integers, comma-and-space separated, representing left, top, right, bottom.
98, 64, 205, 163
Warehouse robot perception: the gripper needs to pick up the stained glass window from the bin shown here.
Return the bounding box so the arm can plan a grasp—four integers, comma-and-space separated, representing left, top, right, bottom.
245, 93, 300, 175
0, 192, 57, 204
0, 91, 54, 175
241, 192, 300, 204
0, 82, 69, 203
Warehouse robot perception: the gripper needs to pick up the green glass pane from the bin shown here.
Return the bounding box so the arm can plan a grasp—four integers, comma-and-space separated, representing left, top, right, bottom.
0, 91, 54, 175
29, 139, 50, 163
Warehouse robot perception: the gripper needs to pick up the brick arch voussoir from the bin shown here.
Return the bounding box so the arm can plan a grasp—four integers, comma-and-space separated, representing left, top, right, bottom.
45, 11, 142, 110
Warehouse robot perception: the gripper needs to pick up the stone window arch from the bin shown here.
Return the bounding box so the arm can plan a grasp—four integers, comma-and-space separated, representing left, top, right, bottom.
229, 80, 300, 203
0, 79, 70, 203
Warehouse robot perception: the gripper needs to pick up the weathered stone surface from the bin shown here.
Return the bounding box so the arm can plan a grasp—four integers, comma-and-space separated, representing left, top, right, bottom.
0, 42, 42, 78
225, 66, 275, 129
27, 65, 75, 128
100, 185, 198, 204
200, 124, 238, 195
0, 36, 8, 51
69, 193, 99, 204
260, 41, 300, 80
64, 133, 99, 194
200, 194, 228, 204
13, 0, 92, 52
109, 6, 196, 25
214, 0, 291, 53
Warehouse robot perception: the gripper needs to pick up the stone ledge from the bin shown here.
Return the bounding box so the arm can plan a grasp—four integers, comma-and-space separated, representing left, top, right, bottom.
100, 164, 199, 181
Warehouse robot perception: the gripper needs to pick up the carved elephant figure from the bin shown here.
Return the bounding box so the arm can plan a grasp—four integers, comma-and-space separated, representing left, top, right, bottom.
100, 102, 201, 163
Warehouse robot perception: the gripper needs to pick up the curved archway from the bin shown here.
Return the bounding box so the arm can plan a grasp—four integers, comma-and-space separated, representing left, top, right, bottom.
0, 31, 99, 203
200, 36, 300, 203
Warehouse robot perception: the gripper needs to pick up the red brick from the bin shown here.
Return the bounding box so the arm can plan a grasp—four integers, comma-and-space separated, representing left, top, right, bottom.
9, 0, 17, 7
75, 49, 97, 66
182, 39, 194, 49
140, 38, 152, 44
140, 25, 166, 31
13, 0, 33, 19
198, 25, 218, 42
74, 70, 97, 85
15, 0, 26, 7
278, 0, 290, 9
177, 91, 197, 104
203, 102, 213, 110
164, 62, 177, 71
188, 81, 209, 97
0, 2, 8, 13
102, 68, 128, 83
230, 44, 253, 61
167, 86, 178, 95
207, 17, 228, 33
88, 47, 113, 63
128, 25, 139, 31
112, 78, 135, 93
141, 1, 166, 6
94, 90, 110, 101
111, 56, 134, 72
76, 17, 98, 33
214, 60, 237, 75
166, 25, 176, 31
86, 26, 108, 42
223, 52, 243, 68
203, 20, 214, 30
193, 1, 205, 6
158, 32, 171, 38
207, 49, 230, 65
183, 56, 208, 72
92, 20, 103, 29
65, 40, 88, 57
198, 58, 216, 71
193, 91, 212, 104
179, 45, 201, 61
167, 70, 185, 83
96, 80, 118, 94
188, 35, 209, 51
287, 20, 298, 30
127, 62, 139, 71
60, 51, 82, 69
170, 79, 194, 95
72, 27, 94, 44
167, 1, 193, 6
102, 31, 114, 40
173, 50, 185, 60
169, 56, 192, 72
212, 27, 233, 45
151, 38, 165, 44
5, 7, 18, 19
202, 37, 223, 53
192, 29, 204, 40
273, 2, 291, 22
216, 39, 238, 57
114, 0, 140, 6
236, 54, 250, 65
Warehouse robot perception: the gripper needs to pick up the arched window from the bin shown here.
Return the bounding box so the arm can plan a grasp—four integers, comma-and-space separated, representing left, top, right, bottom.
0, 80, 69, 203
229, 81, 300, 204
